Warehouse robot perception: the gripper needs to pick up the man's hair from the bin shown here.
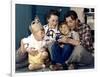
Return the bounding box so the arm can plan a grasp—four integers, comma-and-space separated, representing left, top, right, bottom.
64, 10, 78, 20
46, 9, 59, 19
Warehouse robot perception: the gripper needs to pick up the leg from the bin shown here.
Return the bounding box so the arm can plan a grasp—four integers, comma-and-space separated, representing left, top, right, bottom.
28, 63, 45, 71
62, 44, 74, 64
16, 48, 28, 63
51, 42, 63, 64
68, 45, 94, 65
15, 48, 28, 69
41, 51, 48, 60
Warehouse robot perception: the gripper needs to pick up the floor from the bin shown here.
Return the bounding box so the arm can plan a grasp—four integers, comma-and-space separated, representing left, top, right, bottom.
16, 63, 94, 73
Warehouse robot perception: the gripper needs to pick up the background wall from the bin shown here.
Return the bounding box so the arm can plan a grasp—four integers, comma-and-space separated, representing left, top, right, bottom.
70, 7, 85, 23
15, 4, 70, 49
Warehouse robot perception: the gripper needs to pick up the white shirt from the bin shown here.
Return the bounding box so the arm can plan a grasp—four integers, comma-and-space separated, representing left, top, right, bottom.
22, 34, 46, 50
70, 31, 79, 40
43, 24, 60, 41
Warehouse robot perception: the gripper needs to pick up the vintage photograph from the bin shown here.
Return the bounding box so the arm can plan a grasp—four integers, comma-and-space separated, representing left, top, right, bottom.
15, 4, 94, 73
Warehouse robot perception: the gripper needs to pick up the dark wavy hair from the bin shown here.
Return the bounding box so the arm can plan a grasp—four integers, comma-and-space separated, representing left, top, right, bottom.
64, 10, 78, 20
46, 9, 60, 20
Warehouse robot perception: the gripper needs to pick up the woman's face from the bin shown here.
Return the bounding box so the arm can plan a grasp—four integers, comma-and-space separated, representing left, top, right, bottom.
65, 16, 76, 30
60, 24, 69, 35
34, 30, 45, 41
47, 15, 58, 28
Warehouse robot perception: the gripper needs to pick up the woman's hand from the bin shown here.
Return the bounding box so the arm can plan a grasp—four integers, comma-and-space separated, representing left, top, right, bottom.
39, 47, 46, 52
27, 47, 38, 56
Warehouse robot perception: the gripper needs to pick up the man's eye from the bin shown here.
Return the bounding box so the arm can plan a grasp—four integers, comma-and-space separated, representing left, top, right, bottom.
69, 20, 73, 23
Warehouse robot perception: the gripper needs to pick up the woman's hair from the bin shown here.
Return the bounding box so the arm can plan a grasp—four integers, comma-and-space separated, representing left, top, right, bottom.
64, 10, 78, 20
46, 9, 60, 20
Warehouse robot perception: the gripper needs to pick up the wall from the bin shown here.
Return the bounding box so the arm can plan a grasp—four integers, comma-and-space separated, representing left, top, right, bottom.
15, 4, 70, 50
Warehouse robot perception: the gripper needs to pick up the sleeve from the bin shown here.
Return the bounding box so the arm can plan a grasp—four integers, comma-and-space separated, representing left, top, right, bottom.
73, 31, 80, 40
22, 37, 29, 44
22, 35, 32, 48
81, 24, 93, 51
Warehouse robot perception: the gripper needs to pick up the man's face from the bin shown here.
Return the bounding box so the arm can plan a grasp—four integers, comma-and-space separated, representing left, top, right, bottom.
65, 16, 76, 29
48, 15, 58, 27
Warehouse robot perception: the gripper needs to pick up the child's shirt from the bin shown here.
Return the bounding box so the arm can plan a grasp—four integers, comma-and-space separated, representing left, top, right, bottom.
22, 34, 46, 50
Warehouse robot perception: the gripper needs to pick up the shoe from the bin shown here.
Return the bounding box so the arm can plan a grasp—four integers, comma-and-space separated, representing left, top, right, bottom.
68, 63, 78, 70
49, 63, 63, 71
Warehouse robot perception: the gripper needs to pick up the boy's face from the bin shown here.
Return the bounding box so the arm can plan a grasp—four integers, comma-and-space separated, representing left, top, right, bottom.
65, 16, 76, 30
48, 15, 58, 27
34, 30, 45, 41
60, 24, 69, 35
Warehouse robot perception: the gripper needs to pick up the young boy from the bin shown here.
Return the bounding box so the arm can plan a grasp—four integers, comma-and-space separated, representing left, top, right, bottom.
20, 20, 48, 71
50, 22, 79, 70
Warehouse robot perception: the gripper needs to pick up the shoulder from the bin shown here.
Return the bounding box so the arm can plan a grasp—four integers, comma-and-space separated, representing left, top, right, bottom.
43, 24, 48, 29
81, 23, 91, 29
22, 34, 33, 43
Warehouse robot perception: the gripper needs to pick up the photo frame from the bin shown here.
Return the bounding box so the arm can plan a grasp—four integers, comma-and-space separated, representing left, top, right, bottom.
11, 0, 96, 77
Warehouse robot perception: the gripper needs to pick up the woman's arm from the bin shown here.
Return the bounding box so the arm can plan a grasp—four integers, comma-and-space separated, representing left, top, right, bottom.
20, 39, 27, 53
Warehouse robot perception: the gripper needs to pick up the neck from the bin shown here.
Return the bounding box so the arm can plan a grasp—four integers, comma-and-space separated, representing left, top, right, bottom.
33, 34, 40, 41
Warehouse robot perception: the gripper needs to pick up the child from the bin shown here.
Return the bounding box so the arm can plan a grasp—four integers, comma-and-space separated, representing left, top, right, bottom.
20, 19, 48, 71
57, 22, 79, 44
50, 22, 79, 70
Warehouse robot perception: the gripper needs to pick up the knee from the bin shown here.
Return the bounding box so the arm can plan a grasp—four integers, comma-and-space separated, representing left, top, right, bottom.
63, 44, 74, 50
74, 45, 85, 53
41, 51, 48, 59
28, 64, 34, 71
52, 42, 58, 47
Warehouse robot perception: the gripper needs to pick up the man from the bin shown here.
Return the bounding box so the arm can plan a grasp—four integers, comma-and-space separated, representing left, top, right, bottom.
60, 10, 94, 67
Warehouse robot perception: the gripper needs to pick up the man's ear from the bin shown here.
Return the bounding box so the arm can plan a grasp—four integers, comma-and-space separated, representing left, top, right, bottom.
75, 18, 78, 23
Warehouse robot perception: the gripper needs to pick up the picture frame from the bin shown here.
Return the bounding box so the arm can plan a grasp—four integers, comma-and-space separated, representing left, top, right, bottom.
11, 0, 96, 77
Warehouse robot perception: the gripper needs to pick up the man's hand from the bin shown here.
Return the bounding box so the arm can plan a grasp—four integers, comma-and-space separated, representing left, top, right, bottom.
68, 39, 80, 46
58, 37, 80, 46
58, 37, 69, 43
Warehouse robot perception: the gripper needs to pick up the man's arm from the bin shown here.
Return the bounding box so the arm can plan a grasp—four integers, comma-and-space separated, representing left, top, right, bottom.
81, 24, 93, 51
67, 38, 80, 46
58, 37, 80, 46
